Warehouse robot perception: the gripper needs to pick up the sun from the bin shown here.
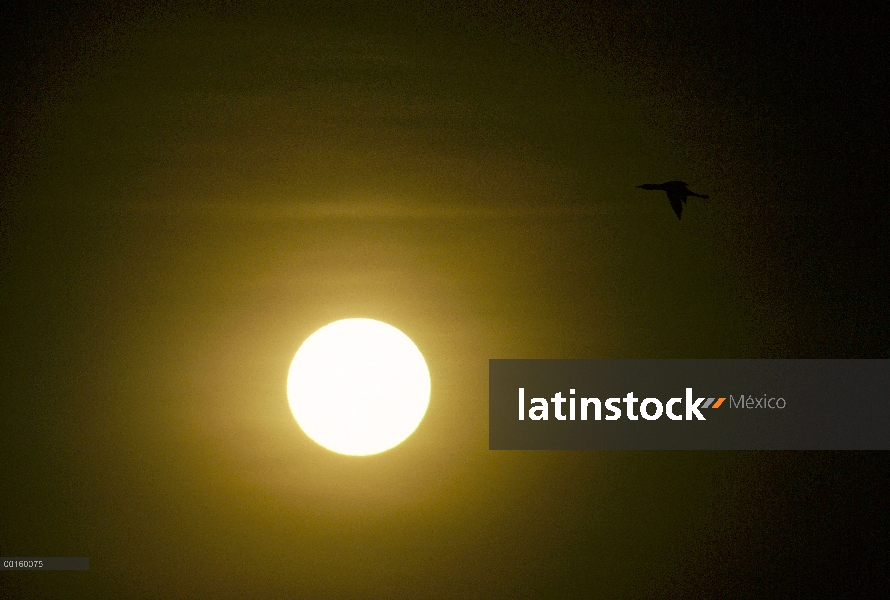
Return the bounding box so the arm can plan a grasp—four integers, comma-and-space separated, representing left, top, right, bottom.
286, 318, 431, 456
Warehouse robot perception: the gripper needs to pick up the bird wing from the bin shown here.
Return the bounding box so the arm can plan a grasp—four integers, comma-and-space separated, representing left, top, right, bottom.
666, 189, 684, 219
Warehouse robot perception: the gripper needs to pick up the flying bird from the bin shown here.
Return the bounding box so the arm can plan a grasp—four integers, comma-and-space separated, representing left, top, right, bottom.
636, 181, 709, 219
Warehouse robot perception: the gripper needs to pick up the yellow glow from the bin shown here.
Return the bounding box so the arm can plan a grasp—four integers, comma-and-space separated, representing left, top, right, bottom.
287, 319, 431, 456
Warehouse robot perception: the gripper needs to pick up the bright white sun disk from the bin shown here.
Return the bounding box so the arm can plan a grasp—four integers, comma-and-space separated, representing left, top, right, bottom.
287, 318, 430, 456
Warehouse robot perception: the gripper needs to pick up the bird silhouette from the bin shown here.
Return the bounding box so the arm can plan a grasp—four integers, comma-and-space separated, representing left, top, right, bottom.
636, 181, 709, 219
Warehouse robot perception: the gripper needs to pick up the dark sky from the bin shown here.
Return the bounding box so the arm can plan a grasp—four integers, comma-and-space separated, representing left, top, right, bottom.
2, 2, 887, 598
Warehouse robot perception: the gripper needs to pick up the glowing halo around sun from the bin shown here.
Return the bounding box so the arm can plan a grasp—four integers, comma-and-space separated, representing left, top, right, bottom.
286, 318, 431, 456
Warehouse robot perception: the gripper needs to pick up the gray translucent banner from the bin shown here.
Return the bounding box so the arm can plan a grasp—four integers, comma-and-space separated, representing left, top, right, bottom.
489, 360, 889, 450
1, 557, 89, 570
